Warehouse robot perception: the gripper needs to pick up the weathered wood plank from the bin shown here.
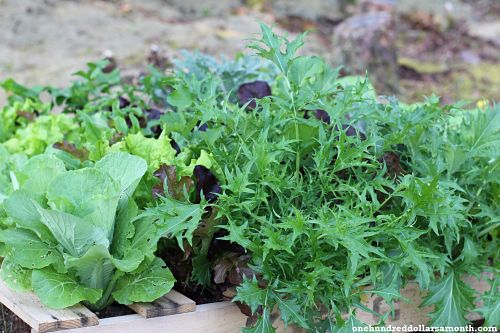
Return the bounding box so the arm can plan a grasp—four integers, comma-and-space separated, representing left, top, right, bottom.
0, 280, 98, 333
464, 272, 494, 321
44, 302, 247, 333
356, 273, 493, 326
356, 282, 433, 326
19, 273, 492, 333
126, 290, 196, 318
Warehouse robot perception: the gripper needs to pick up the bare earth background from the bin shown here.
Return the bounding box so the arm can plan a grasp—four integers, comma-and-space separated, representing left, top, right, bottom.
0, 0, 499, 104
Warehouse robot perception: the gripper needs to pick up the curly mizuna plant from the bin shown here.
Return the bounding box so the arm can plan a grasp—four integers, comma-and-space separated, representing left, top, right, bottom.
146, 24, 499, 332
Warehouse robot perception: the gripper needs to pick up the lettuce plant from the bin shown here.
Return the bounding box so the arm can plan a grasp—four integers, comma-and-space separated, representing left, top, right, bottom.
0, 23, 497, 332
0, 152, 175, 310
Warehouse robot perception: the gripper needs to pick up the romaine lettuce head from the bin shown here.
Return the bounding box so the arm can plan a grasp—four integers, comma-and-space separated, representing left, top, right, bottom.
0, 152, 175, 310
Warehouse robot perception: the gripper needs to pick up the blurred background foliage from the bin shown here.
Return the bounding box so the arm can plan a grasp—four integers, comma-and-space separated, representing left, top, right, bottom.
0, 0, 498, 105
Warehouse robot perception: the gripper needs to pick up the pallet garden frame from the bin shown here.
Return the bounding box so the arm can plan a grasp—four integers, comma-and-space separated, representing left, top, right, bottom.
0, 273, 492, 333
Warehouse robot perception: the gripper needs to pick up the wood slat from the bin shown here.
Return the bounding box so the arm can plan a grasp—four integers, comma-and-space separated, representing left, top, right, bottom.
45, 302, 247, 333
356, 273, 493, 326
356, 282, 434, 326
45, 301, 307, 333
126, 290, 196, 318
0, 280, 98, 333
17, 273, 493, 333
464, 272, 494, 321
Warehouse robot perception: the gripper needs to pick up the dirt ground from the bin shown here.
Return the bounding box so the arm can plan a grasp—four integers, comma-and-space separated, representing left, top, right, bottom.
0, 0, 314, 92
1, 0, 499, 105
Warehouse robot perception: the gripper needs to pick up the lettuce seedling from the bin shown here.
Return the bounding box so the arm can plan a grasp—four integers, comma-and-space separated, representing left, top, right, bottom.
0, 152, 175, 310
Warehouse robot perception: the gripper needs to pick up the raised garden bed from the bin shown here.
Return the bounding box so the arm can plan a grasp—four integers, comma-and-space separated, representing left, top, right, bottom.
0, 23, 498, 333
0, 273, 492, 333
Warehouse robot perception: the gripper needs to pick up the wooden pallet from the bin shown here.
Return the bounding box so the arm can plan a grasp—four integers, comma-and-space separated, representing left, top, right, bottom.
0, 273, 493, 333
0, 280, 195, 333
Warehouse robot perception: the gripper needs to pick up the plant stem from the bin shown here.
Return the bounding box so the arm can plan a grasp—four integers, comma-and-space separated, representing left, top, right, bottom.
283, 75, 301, 207
88, 277, 117, 311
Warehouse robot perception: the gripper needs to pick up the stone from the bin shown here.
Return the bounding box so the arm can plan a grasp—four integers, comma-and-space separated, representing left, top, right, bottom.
359, 0, 396, 14
395, 0, 472, 29
469, 21, 500, 45
163, 0, 243, 17
270, 0, 345, 21
331, 11, 399, 94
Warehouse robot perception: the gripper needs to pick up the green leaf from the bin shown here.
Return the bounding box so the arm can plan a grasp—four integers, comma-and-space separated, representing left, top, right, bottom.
421, 271, 475, 327
219, 221, 254, 251
46, 168, 121, 240
95, 152, 147, 206
1, 79, 42, 101
461, 105, 500, 158
334, 315, 366, 333
4, 190, 55, 242
476, 275, 500, 327
287, 56, 323, 87
458, 236, 480, 264
2, 114, 79, 156
261, 226, 293, 260
111, 198, 138, 257
191, 253, 211, 287
113, 132, 176, 172
32, 268, 102, 309
66, 245, 115, 290
274, 295, 309, 329
242, 308, 276, 333
35, 204, 109, 257
248, 23, 305, 74
112, 258, 175, 304
0, 229, 62, 269
112, 249, 144, 273
167, 85, 193, 109
141, 197, 205, 249
130, 217, 165, 255
336, 75, 376, 100
234, 278, 266, 314
0, 258, 32, 292
18, 154, 66, 195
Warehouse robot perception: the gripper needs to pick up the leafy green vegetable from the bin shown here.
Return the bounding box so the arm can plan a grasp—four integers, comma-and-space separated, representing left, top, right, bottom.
0, 23, 497, 332
0, 152, 175, 310
421, 270, 475, 326
476, 274, 500, 327
140, 197, 205, 249
156, 24, 498, 331
2, 114, 79, 156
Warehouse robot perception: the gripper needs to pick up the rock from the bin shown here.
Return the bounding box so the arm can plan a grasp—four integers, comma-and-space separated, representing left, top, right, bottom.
396, 0, 472, 30
163, 0, 243, 17
359, 0, 396, 14
164, 0, 349, 21
332, 11, 398, 94
270, 0, 345, 21
469, 21, 500, 45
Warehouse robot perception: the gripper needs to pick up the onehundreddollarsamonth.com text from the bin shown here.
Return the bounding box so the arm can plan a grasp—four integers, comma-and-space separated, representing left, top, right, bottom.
352, 325, 498, 332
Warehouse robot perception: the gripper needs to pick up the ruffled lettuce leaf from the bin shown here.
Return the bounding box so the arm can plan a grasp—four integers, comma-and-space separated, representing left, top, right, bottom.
2, 114, 79, 156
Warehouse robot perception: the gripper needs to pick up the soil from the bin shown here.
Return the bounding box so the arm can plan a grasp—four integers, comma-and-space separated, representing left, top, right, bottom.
0, 305, 30, 333
95, 303, 135, 319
